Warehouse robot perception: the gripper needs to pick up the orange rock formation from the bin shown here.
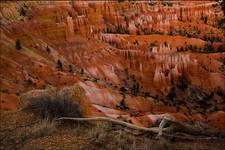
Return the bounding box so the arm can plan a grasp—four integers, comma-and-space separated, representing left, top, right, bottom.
0, 1, 224, 131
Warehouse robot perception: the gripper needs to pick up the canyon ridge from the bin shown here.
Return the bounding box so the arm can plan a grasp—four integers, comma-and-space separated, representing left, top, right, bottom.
0, 1, 225, 150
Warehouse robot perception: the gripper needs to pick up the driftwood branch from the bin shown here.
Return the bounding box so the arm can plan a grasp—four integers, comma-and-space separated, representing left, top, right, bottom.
55, 116, 225, 139
55, 117, 160, 133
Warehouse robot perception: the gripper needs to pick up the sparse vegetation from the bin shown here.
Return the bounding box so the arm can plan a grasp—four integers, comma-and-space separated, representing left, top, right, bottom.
80, 68, 84, 75
117, 95, 129, 110
203, 35, 222, 43
116, 26, 129, 34
16, 39, 22, 50
118, 0, 125, 3
46, 46, 50, 54
131, 79, 140, 96
143, 28, 151, 35
24, 94, 82, 119
29, 119, 57, 138
203, 42, 214, 53
216, 18, 225, 30
167, 87, 176, 101
57, 59, 63, 71
136, 29, 141, 35
201, 15, 208, 24
85, 121, 176, 150
216, 44, 225, 52
69, 65, 73, 73
175, 75, 188, 90
190, 43, 225, 53
164, 69, 170, 77
105, 26, 129, 34
19, 4, 27, 16
119, 86, 127, 93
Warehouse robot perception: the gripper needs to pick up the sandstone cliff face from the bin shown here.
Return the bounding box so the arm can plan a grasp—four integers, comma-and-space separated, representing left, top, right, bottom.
0, 1, 224, 131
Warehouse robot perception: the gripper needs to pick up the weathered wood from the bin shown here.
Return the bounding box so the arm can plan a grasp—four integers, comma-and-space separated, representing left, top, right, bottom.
55, 117, 160, 133
55, 116, 225, 139
159, 117, 225, 138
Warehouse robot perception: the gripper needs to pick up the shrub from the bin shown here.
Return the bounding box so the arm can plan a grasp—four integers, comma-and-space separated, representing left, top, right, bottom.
24, 94, 82, 119
217, 18, 225, 30
16, 39, 22, 50
201, 16, 208, 24
164, 69, 170, 77
143, 29, 151, 35
117, 99, 129, 110
80, 68, 84, 75
143, 92, 150, 97
46, 46, 50, 54
203, 42, 213, 53
69, 65, 73, 73
19, 6, 27, 16
118, 0, 125, 2
115, 26, 129, 34
180, 46, 184, 51
57, 59, 63, 71
215, 87, 225, 99
216, 44, 225, 52
176, 75, 188, 90
131, 81, 140, 96
119, 86, 127, 93
136, 30, 141, 35
167, 87, 176, 101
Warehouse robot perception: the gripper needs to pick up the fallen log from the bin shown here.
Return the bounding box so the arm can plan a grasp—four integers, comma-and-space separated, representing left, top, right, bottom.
157, 116, 225, 138
55, 117, 160, 133
55, 116, 225, 139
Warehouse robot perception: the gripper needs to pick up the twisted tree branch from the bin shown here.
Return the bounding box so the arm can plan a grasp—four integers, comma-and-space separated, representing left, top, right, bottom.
55, 117, 160, 133
55, 116, 225, 139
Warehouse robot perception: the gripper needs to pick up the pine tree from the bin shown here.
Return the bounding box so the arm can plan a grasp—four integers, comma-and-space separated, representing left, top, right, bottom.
57, 59, 63, 70
118, 0, 125, 3
69, 65, 73, 73
46, 46, 50, 54
19, 6, 27, 16
16, 39, 22, 50
80, 68, 84, 75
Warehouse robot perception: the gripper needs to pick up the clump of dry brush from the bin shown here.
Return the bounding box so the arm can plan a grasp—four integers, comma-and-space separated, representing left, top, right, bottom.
24, 94, 82, 120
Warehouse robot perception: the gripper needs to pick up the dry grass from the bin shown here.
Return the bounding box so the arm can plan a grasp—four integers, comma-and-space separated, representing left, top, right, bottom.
1, 112, 225, 150
0, 112, 58, 150
29, 119, 57, 138
88, 122, 108, 141
82, 121, 175, 150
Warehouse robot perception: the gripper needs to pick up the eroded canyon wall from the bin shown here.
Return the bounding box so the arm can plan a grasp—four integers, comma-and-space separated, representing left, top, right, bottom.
0, 0, 225, 130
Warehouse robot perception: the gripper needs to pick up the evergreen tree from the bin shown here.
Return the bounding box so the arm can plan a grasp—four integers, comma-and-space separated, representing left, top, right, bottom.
69, 65, 73, 73
46, 46, 50, 54
15, 39, 22, 50
80, 68, 84, 75
204, 16, 208, 24
57, 59, 63, 70
118, 0, 125, 3
19, 6, 27, 16
203, 42, 213, 53
180, 46, 184, 51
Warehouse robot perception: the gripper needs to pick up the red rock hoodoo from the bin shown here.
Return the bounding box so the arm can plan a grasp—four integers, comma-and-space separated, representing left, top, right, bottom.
0, 1, 224, 130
